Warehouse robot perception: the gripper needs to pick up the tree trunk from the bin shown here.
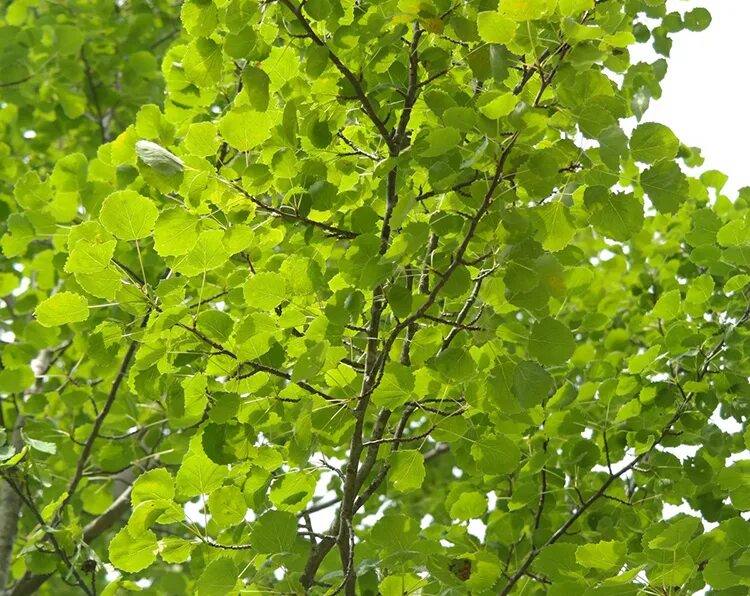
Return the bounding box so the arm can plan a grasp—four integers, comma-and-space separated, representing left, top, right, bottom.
0, 417, 24, 591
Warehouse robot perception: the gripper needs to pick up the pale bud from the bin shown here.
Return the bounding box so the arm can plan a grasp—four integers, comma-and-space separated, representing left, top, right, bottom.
135, 140, 185, 176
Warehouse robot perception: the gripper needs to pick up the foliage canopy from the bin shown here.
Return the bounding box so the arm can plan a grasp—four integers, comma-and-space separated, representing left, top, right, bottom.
1, 0, 748, 594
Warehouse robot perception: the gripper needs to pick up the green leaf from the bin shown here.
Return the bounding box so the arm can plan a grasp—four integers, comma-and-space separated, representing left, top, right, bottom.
685, 7, 711, 31
160, 537, 194, 564
614, 398, 641, 422
304, 0, 330, 20
703, 559, 737, 590
385, 284, 412, 319
0, 446, 28, 469
640, 160, 688, 214
128, 499, 177, 534
24, 435, 56, 454
477, 12, 515, 44
435, 347, 476, 381
99, 190, 159, 240
725, 274, 750, 294
443, 106, 477, 131
500, 0, 555, 21
208, 486, 247, 527
465, 552, 502, 591
717, 219, 748, 247
630, 122, 679, 164
184, 122, 220, 157
76, 268, 121, 301
1, 215, 35, 258
175, 437, 228, 499
584, 186, 643, 241
371, 362, 414, 409
177, 230, 231, 276
528, 317, 575, 366
65, 239, 116, 274
558, 0, 594, 16
449, 491, 487, 521
575, 540, 626, 570
219, 108, 272, 151
389, 450, 425, 493
181, 0, 218, 37
50, 152, 87, 192
420, 127, 461, 157
534, 543, 581, 581
537, 201, 576, 251
0, 368, 34, 393
291, 341, 327, 382
652, 289, 681, 321
380, 575, 427, 595
135, 105, 174, 142
0, 273, 18, 295
184, 38, 223, 87
471, 434, 521, 475
307, 118, 331, 149
242, 66, 271, 111
243, 272, 287, 310
108, 527, 158, 572
196, 558, 239, 596
197, 310, 234, 343
686, 274, 714, 304
153, 207, 200, 257
270, 471, 317, 513
14, 171, 50, 209
647, 516, 702, 551
627, 344, 662, 374
250, 510, 297, 553
35, 292, 89, 327
132, 469, 175, 506
478, 92, 517, 119
512, 361, 553, 407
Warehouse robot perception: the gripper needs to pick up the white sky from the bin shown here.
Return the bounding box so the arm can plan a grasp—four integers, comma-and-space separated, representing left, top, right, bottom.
640, 0, 750, 196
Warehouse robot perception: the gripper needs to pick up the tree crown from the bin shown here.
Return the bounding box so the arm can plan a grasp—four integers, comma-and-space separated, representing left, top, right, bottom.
1, 0, 747, 595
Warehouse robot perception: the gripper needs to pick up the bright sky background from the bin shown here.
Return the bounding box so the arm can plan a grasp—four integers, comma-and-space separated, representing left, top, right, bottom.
639, 0, 750, 196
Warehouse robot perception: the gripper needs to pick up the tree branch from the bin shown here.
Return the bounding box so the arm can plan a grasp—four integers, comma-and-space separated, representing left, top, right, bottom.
80, 47, 108, 143
0, 474, 93, 596
0, 420, 23, 592
277, 0, 397, 153
58, 313, 151, 516
221, 177, 357, 239
176, 322, 343, 404
335, 132, 380, 161
0, 347, 60, 590
414, 175, 480, 203
353, 405, 417, 512
361, 421, 436, 446
0, 74, 34, 89
371, 131, 519, 393
438, 267, 494, 352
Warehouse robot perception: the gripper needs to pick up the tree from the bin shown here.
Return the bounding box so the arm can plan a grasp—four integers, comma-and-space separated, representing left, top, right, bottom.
0, 0, 746, 593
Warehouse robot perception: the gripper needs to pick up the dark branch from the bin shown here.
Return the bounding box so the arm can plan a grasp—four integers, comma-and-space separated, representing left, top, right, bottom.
277, 0, 397, 153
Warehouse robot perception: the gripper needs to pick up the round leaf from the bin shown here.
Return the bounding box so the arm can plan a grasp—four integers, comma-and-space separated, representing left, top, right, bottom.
99, 190, 159, 240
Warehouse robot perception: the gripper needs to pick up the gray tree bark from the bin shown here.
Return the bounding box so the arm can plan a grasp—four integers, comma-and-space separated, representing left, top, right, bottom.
0, 417, 24, 591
